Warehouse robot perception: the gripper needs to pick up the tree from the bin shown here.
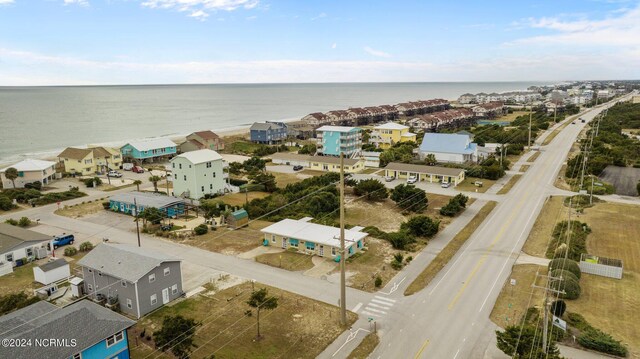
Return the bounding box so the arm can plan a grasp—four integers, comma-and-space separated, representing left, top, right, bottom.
390, 184, 427, 212
141, 207, 164, 224
149, 175, 161, 192
400, 215, 440, 238
246, 288, 278, 339
193, 224, 208, 235
353, 179, 388, 201
243, 157, 266, 173
249, 172, 277, 192
548, 258, 581, 279
496, 325, 562, 359
0, 196, 14, 211
4, 167, 18, 189
297, 144, 316, 155
79, 241, 94, 252
133, 180, 142, 191
637, 180, 640, 196
424, 153, 437, 166
153, 315, 199, 359
17, 217, 31, 227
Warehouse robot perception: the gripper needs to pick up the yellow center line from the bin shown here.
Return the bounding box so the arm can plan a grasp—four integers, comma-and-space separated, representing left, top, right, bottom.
414, 338, 430, 359
446, 149, 556, 310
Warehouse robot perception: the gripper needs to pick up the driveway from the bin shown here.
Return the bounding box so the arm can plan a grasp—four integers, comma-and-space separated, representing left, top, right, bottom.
266, 164, 296, 173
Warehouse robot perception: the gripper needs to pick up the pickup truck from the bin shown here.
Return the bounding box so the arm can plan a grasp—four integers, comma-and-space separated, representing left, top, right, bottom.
107, 170, 123, 178
49, 234, 75, 249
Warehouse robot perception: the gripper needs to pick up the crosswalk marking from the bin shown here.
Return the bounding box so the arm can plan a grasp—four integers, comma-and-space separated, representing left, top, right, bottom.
361, 295, 397, 318
374, 295, 396, 303
371, 299, 393, 306
364, 307, 387, 314
352, 302, 363, 313
367, 302, 390, 310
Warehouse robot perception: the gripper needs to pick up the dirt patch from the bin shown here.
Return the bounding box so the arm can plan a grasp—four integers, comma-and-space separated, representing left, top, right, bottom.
54, 200, 106, 218
527, 152, 541, 163
130, 281, 358, 359
345, 198, 407, 232
218, 191, 270, 207
334, 237, 401, 292
255, 251, 315, 272
598, 165, 640, 196
497, 174, 522, 195
347, 332, 380, 359
490, 264, 547, 329
184, 220, 271, 255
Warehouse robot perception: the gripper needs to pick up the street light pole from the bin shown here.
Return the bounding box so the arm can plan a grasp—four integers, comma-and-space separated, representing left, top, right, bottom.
528, 104, 533, 150
134, 197, 141, 247
339, 152, 347, 326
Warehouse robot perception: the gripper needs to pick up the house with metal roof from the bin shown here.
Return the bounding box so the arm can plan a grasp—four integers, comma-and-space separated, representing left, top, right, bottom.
316, 125, 362, 158
227, 209, 249, 229
0, 159, 57, 189
0, 224, 51, 273
120, 138, 177, 162
0, 300, 135, 359
419, 133, 478, 164
170, 149, 225, 199
108, 191, 186, 218
33, 258, 70, 285
270, 152, 312, 167
261, 217, 368, 260
249, 121, 288, 144
384, 162, 466, 186
78, 243, 183, 318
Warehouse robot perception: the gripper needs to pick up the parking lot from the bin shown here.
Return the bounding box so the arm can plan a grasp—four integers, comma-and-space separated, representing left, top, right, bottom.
599, 165, 640, 196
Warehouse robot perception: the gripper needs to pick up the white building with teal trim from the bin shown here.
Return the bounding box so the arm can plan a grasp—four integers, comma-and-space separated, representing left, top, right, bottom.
260, 217, 368, 261
120, 138, 177, 162
316, 126, 362, 158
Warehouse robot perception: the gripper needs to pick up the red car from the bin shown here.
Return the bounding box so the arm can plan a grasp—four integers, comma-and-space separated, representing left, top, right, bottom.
132, 166, 145, 173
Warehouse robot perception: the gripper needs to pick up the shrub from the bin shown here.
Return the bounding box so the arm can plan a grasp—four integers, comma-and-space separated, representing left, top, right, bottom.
102, 201, 111, 210
64, 247, 78, 256
24, 181, 42, 190
390, 184, 428, 212
578, 328, 628, 357
353, 179, 388, 201
550, 269, 580, 283
0, 196, 15, 211
550, 277, 581, 300
17, 217, 31, 227
440, 201, 462, 216
548, 258, 581, 279
82, 177, 102, 187
194, 224, 208, 235
229, 178, 248, 186
374, 276, 383, 288
0, 293, 40, 315
400, 215, 440, 238
79, 242, 94, 252
385, 231, 416, 250
4, 218, 18, 226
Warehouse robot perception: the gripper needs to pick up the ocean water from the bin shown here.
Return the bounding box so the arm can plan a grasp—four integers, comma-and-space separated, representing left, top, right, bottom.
0, 82, 548, 165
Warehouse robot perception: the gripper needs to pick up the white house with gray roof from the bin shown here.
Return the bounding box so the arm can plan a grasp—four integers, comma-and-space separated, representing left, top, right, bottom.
170, 149, 225, 199
0, 300, 135, 359
78, 243, 183, 318
0, 223, 51, 272
33, 258, 70, 285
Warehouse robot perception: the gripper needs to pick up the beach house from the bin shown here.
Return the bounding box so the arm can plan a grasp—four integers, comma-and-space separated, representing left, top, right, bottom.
249, 121, 288, 144
0, 159, 56, 189
78, 243, 183, 318
384, 162, 466, 186
316, 125, 362, 158
170, 149, 225, 199
261, 217, 368, 260
0, 300, 136, 359
0, 223, 51, 273
120, 138, 177, 162
308, 155, 365, 174
57, 147, 122, 175
369, 122, 417, 149
419, 133, 478, 164
108, 191, 186, 218
179, 130, 225, 153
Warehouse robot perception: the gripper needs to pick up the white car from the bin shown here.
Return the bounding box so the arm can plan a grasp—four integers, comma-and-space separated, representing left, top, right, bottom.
384, 176, 395, 182
441, 182, 451, 188
107, 170, 123, 178
407, 176, 418, 184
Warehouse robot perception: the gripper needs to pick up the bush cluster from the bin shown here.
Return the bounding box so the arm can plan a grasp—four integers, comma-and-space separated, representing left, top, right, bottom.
193, 224, 209, 235
440, 194, 469, 217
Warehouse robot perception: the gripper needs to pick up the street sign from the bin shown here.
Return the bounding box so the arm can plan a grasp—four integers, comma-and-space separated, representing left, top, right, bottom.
552, 315, 567, 331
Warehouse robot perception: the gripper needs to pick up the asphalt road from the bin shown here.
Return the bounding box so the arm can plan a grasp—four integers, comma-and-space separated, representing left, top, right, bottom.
363, 97, 634, 359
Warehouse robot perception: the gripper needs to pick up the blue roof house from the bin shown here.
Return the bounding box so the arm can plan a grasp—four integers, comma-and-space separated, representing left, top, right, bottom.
249, 121, 288, 144
120, 138, 177, 162
419, 133, 478, 164
0, 300, 135, 359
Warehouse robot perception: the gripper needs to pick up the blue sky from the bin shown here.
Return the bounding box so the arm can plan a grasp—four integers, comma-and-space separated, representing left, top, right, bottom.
0, 0, 639, 85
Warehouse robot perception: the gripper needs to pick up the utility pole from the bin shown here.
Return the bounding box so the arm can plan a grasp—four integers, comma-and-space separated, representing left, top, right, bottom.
339, 152, 347, 326
105, 157, 111, 185
528, 104, 533, 150
134, 197, 141, 247
532, 272, 565, 354
165, 168, 170, 195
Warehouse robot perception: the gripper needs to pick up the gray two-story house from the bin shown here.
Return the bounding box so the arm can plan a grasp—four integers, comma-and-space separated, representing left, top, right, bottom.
249, 121, 288, 144
78, 243, 183, 318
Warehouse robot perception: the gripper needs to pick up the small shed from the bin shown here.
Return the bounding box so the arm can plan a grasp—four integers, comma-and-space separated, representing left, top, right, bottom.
69, 276, 84, 298
227, 209, 249, 229
33, 258, 70, 285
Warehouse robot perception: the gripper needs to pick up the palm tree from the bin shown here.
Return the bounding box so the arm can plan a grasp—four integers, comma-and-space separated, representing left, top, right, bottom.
133, 180, 142, 191
148, 175, 161, 192
4, 167, 19, 189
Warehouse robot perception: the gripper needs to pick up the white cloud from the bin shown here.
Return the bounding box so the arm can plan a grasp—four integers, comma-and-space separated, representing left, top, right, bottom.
64, 0, 89, 6
0, 0, 15, 4
141, 0, 259, 20
363, 46, 391, 58
331, 43, 337, 49
509, 4, 640, 47
311, 12, 326, 21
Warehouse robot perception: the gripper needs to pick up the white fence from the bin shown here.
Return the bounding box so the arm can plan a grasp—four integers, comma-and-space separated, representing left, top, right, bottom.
579, 254, 623, 280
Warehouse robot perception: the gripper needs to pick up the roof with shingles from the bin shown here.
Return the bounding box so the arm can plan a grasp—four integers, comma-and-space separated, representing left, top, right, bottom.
57, 147, 93, 160
384, 162, 465, 177
192, 130, 220, 140
0, 223, 51, 254
38, 258, 68, 272
78, 243, 180, 282
0, 300, 135, 359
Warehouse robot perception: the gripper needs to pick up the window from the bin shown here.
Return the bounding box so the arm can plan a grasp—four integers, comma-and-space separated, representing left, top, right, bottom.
171, 284, 178, 295
179, 163, 182, 169
172, 163, 175, 168
5, 254, 13, 262
88, 269, 92, 273
149, 273, 156, 283
206, 162, 212, 168
98, 272, 102, 277
271, 235, 276, 243
150, 294, 157, 305
26, 247, 33, 257
213, 172, 216, 178
121, 280, 127, 287
126, 298, 132, 309
87, 284, 93, 292
174, 174, 177, 180
164, 267, 170, 276
106, 331, 124, 347
201, 186, 204, 192
72, 353, 82, 359
189, 165, 191, 168
209, 184, 213, 190
183, 175, 187, 181
332, 247, 337, 256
